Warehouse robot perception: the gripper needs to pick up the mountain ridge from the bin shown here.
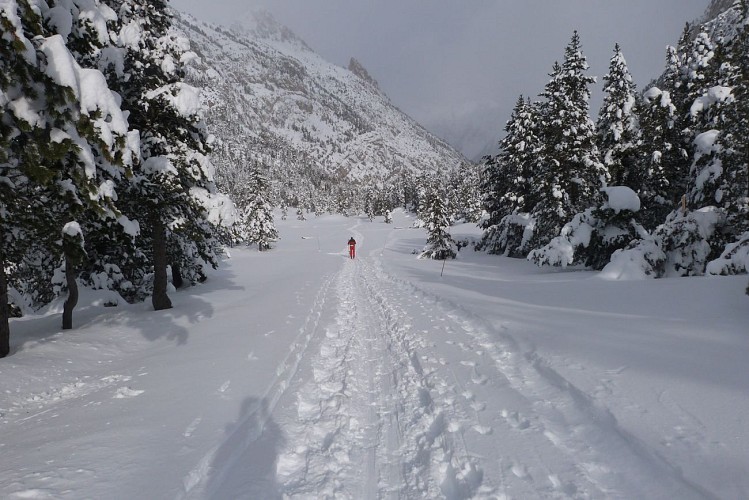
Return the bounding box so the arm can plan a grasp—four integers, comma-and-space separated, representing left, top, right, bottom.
174, 10, 469, 190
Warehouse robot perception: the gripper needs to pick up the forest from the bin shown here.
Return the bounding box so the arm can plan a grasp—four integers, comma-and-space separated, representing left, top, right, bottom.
1, 0, 748, 359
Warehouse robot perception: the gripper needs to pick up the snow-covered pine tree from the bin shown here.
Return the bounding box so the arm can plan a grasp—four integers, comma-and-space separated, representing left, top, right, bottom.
50, 0, 145, 305
530, 32, 606, 250
242, 168, 278, 251
669, 23, 696, 121
596, 44, 641, 188
383, 209, 392, 224
638, 26, 694, 221
478, 95, 541, 256
687, 1, 749, 256
718, 0, 749, 235
418, 179, 456, 260
0, 0, 132, 345
448, 162, 481, 223
101, 0, 230, 310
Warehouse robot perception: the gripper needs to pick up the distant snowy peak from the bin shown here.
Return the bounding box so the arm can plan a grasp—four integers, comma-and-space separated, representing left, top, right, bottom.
348, 57, 384, 96
229, 9, 310, 51
174, 10, 468, 182
694, 0, 744, 40
700, 0, 738, 25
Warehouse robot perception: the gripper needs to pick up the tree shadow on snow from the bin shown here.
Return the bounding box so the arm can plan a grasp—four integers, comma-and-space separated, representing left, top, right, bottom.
121, 264, 247, 345
204, 397, 285, 499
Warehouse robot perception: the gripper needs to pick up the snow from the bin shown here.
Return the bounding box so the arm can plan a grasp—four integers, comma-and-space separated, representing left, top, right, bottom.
146, 82, 202, 118
62, 220, 82, 237
38, 34, 130, 151
690, 85, 732, 118
117, 214, 140, 238
1, 210, 747, 499
8, 96, 42, 128
190, 187, 238, 228
118, 20, 142, 49
603, 185, 640, 213
142, 155, 177, 176
0, 0, 37, 64
694, 129, 721, 156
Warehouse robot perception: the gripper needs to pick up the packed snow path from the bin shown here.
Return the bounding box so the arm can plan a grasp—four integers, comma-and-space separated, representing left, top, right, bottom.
2, 212, 746, 499
202, 229, 713, 499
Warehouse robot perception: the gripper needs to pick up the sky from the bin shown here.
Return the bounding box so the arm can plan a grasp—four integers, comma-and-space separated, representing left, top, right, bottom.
170, 0, 711, 160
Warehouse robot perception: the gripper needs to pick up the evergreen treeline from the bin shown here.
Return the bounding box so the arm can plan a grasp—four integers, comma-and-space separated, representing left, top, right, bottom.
478, 4, 749, 289
0, 0, 242, 357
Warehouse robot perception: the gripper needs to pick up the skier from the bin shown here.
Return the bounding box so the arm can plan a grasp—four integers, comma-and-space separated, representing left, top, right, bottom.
348, 237, 356, 259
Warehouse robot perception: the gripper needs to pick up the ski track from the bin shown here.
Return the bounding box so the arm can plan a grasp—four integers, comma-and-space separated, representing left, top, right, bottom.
277, 250, 483, 499
195, 236, 717, 499
1, 374, 140, 424
180, 271, 338, 499
361, 251, 716, 500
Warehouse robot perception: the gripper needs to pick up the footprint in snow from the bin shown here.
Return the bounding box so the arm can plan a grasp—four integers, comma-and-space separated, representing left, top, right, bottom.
511, 463, 529, 479
471, 369, 488, 386
473, 425, 493, 435
448, 421, 462, 433
501, 409, 531, 430
114, 387, 144, 399
184, 417, 202, 438
470, 401, 486, 412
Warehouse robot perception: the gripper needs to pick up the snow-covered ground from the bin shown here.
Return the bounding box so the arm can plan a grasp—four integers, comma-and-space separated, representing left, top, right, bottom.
1, 210, 747, 499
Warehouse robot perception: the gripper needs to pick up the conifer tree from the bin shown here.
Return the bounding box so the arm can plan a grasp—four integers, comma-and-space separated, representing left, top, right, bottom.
419, 180, 456, 260
478, 95, 541, 255
530, 32, 606, 249
690, 0, 749, 239
1, 0, 131, 348
638, 86, 682, 228
242, 168, 278, 251
668, 24, 695, 120
721, 0, 749, 233
596, 44, 641, 188
102, 0, 227, 310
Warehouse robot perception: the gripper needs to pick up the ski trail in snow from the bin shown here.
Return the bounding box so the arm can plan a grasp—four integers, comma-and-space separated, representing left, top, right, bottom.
277, 259, 404, 498
367, 253, 715, 499
202, 228, 711, 499
180, 271, 338, 499
277, 254, 482, 499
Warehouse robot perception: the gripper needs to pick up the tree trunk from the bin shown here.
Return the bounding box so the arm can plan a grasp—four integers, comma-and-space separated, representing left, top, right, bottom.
171, 263, 184, 289
62, 252, 78, 330
152, 218, 172, 311
0, 260, 10, 358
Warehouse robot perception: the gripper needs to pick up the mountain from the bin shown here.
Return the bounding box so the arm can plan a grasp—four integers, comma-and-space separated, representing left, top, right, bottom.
700, 0, 738, 24
174, 10, 469, 187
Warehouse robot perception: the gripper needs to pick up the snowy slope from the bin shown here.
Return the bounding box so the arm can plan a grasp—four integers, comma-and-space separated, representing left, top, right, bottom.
176, 10, 469, 182
1, 211, 747, 499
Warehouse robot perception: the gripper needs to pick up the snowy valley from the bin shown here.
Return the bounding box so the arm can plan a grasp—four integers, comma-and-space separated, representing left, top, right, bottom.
1, 0, 748, 498
1, 211, 747, 498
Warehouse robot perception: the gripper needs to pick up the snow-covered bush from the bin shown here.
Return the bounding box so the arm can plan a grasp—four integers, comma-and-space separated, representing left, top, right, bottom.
477, 213, 533, 257
601, 207, 722, 279
706, 231, 749, 276
529, 187, 646, 270
600, 238, 667, 280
